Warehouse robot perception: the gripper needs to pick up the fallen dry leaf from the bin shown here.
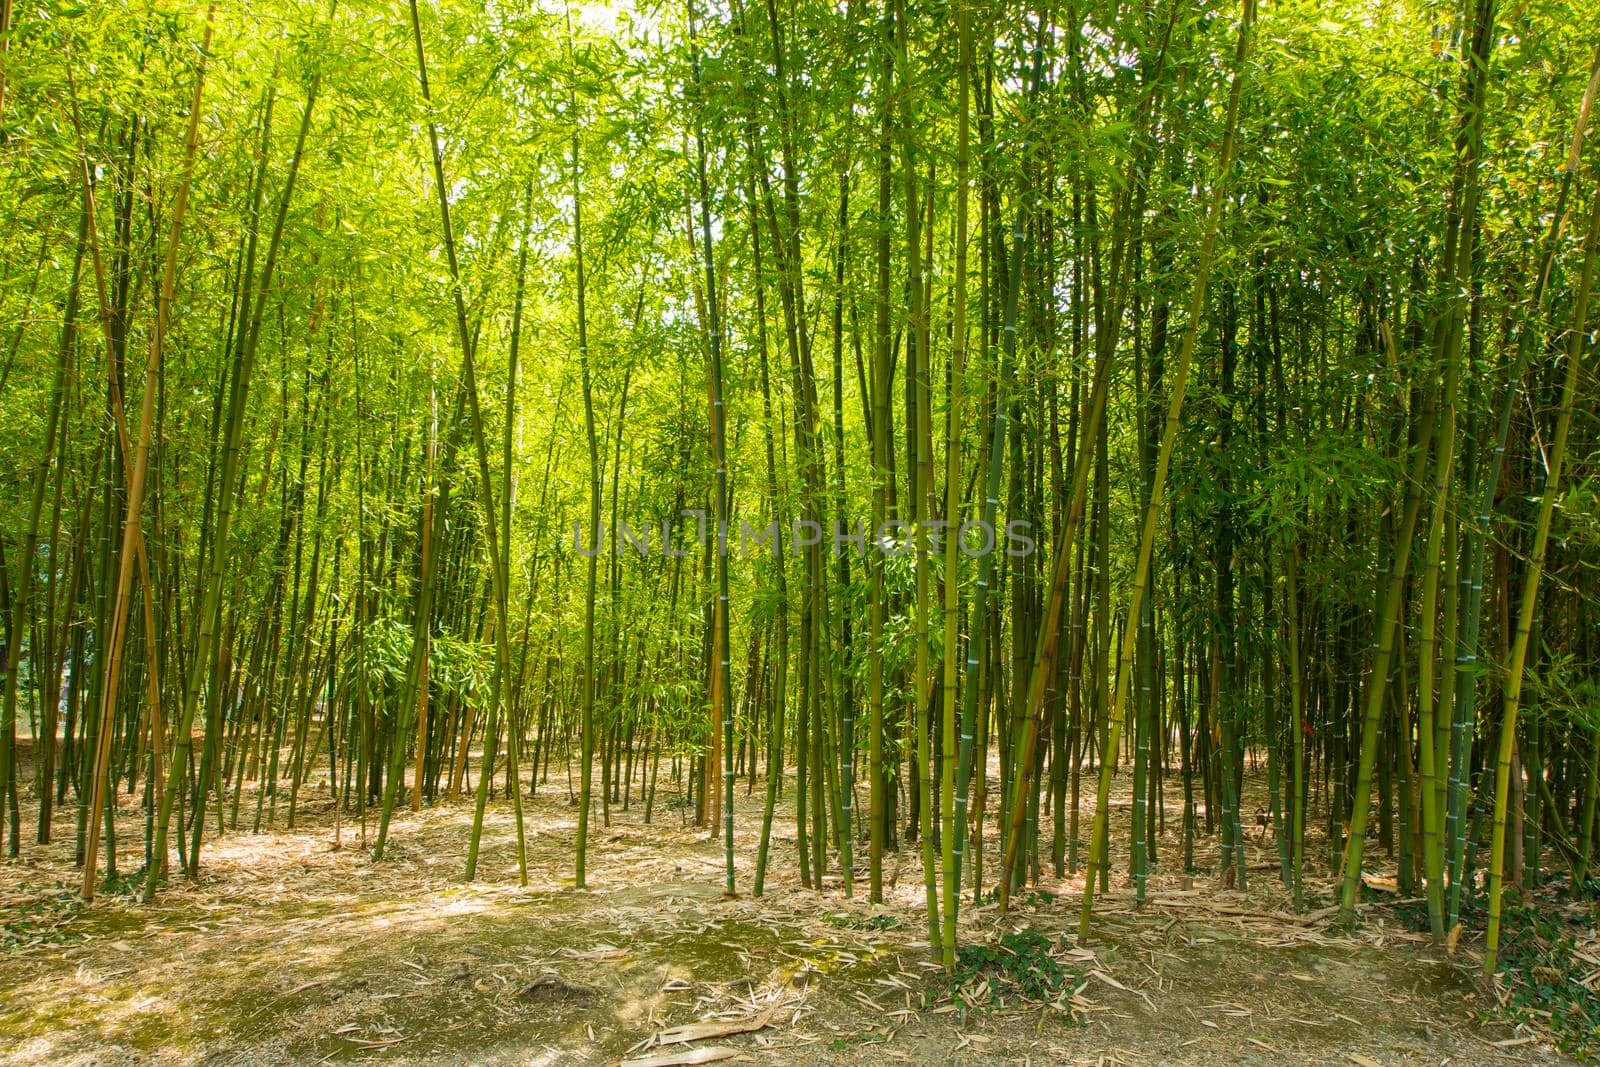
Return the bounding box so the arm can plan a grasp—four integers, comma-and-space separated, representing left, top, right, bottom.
621, 1046, 741, 1067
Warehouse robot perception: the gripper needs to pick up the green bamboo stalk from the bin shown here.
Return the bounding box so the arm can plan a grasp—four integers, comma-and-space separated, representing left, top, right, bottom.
569, 26, 599, 890
996, 0, 1180, 912
685, 0, 736, 893
1339, 3, 1503, 907
938, 0, 972, 969
891, 0, 940, 951
0, 208, 75, 862
1336, 334, 1438, 921
398, 0, 523, 883
1448, 43, 1599, 925
1079, 0, 1255, 940
1577, 727, 1598, 889
745, 146, 789, 896
1414, 389, 1454, 940
1286, 544, 1305, 907
829, 172, 855, 896
501, 176, 534, 885
146, 32, 322, 898
1483, 188, 1599, 976
866, 0, 895, 904
375, 392, 452, 858
946, 0, 1046, 929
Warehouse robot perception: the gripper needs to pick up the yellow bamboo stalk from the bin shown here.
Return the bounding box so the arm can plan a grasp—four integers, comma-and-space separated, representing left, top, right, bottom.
74, 9, 215, 899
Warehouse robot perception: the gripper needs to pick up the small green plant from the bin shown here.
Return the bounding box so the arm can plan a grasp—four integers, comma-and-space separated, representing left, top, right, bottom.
977, 886, 1054, 909
98, 864, 166, 898
1391, 898, 1432, 934
948, 929, 1082, 1009
824, 911, 899, 931
1484, 901, 1597, 1059
1, 889, 81, 953
827, 1029, 891, 1051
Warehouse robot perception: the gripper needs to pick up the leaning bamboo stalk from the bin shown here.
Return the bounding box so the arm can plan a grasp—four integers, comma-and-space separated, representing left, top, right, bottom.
1447, 43, 1600, 923
396, 0, 524, 882
1078, 0, 1255, 940
147, 26, 323, 899
997, 0, 1181, 912
1483, 186, 1599, 975
72, 12, 211, 891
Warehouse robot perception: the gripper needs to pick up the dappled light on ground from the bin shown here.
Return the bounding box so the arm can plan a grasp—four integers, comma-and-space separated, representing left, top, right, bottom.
3, 761, 1580, 1065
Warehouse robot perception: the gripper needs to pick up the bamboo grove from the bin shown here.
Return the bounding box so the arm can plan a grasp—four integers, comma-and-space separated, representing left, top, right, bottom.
1, 0, 1597, 979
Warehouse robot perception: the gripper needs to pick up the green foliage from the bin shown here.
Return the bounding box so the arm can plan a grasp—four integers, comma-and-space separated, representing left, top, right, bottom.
97, 867, 151, 898
1483, 900, 1599, 1059
948, 929, 1084, 1009
0, 888, 80, 954
1393, 888, 1600, 1056
1247, 433, 1401, 543
2, 0, 1598, 1012
823, 911, 900, 931
362, 617, 490, 706
1527, 655, 1600, 735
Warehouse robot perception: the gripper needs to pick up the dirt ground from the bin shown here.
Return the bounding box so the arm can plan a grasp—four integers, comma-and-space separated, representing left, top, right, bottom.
0, 745, 1583, 1066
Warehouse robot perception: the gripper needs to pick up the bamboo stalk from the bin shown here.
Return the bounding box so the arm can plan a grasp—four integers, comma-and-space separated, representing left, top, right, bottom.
1483, 186, 1599, 975
1078, 0, 1256, 940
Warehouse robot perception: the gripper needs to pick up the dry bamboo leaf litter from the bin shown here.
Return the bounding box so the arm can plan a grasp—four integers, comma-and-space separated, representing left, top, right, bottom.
1, 765, 1562, 1066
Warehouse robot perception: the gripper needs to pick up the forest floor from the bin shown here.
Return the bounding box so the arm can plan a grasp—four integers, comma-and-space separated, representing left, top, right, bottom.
1, 744, 1594, 1066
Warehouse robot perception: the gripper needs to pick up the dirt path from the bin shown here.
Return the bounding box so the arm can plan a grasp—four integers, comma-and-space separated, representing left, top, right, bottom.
0, 762, 1575, 1065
